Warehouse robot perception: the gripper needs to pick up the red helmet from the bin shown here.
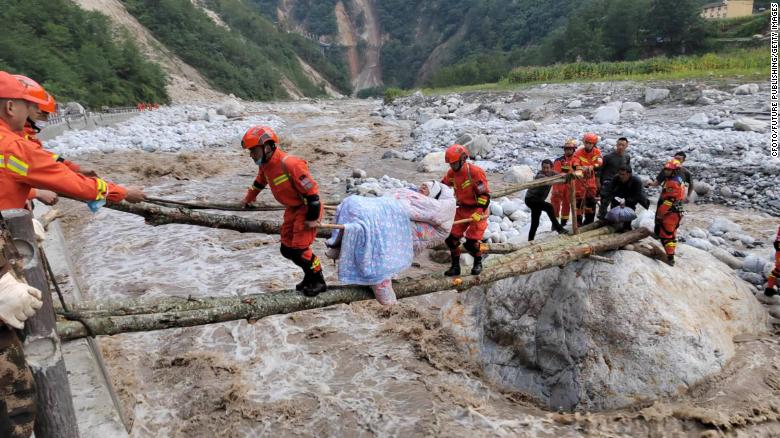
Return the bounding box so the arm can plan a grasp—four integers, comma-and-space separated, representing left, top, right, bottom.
10, 74, 51, 107
664, 159, 681, 170
241, 126, 279, 149
582, 132, 599, 145
444, 144, 469, 164
563, 139, 578, 149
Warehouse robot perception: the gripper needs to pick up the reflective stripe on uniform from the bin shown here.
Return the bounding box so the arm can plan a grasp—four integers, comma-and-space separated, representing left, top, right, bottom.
95, 178, 108, 200
0, 154, 5, 169
663, 200, 673, 206
51, 154, 59, 161
272, 174, 289, 185
7, 155, 29, 176
311, 258, 320, 270
477, 196, 488, 205
664, 242, 676, 248
461, 179, 472, 189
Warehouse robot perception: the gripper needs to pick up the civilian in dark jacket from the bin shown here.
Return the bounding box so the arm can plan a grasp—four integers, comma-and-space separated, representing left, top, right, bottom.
525, 160, 568, 241
601, 166, 649, 230
598, 137, 631, 217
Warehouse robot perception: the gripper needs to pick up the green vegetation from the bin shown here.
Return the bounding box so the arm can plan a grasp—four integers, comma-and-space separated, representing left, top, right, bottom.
123, 0, 349, 101
382, 87, 410, 104
506, 48, 765, 83
0, 0, 168, 108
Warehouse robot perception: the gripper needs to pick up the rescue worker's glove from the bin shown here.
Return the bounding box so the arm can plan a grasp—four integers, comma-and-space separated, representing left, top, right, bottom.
0, 272, 43, 330
471, 212, 483, 222
766, 287, 778, 297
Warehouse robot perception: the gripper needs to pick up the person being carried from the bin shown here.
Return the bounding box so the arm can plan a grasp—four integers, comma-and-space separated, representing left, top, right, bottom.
525, 159, 568, 241
656, 159, 686, 266
764, 226, 780, 297
551, 139, 577, 227
440, 144, 490, 277
572, 132, 603, 226
600, 166, 649, 231
240, 126, 326, 296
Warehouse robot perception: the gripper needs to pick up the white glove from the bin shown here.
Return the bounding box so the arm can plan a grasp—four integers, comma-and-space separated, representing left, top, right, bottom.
0, 272, 43, 329
32, 218, 46, 243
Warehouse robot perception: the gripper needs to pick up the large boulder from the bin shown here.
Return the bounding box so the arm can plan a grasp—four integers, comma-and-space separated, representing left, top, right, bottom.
685, 113, 709, 127
416, 151, 449, 173
709, 218, 742, 235
644, 88, 670, 105
420, 118, 453, 131
733, 83, 759, 95
64, 102, 86, 116
733, 117, 768, 133
216, 98, 243, 117
441, 246, 767, 411
502, 165, 535, 184
593, 106, 620, 124
455, 133, 492, 158
621, 102, 645, 113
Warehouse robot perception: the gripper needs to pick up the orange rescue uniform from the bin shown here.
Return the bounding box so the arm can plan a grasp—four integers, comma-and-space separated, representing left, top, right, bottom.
244, 149, 323, 265
441, 163, 490, 243
0, 120, 126, 210
767, 226, 780, 290
656, 175, 685, 260
571, 146, 603, 219
551, 154, 574, 222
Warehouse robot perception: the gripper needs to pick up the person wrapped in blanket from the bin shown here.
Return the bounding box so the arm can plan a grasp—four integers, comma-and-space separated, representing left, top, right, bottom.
325, 181, 456, 305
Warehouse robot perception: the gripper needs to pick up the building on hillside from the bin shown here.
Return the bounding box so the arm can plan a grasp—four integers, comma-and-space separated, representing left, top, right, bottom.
700, 0, 754, 19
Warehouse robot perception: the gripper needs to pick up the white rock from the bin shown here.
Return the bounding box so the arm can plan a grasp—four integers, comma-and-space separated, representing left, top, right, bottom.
743, 255, 768, 274
710, 248, 743, 270
694, 182, 712, 197
441, 247, 767, 411
715, 120, 734, 129
352, 168, 367, 178
502, 165, 535, 184
420, 118, 453, 131
733, 117, 768, 133
685, 238, 713, 252
510, 210, 526, 222
720, 186, 734, 198
709, 218, 742, 235
708, 236, 726, 247
739, 234, 755, 246
733, 83, 759, 95
738, 270, 764, 285
644, 88, 670, 105
686, 113, 709, 126
621, 102, 645, 113
567, 100, 583, 109
416, 151, 449, 173
501, 200, 520, 216
593, 106, 621, 124
512, 121, 538, 132
216, 98, 243, 117
688, 227, 708, 239
490, 203, 504, 217
605, 101, 623, 110
456, 133, 492, 158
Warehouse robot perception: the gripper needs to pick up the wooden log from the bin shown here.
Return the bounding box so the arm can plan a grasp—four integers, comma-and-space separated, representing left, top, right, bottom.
569, 178, 578, 235
492, 173, 567, 198
2, 209, 79, 438
144, 197, 338, 212
55, 228, 648, 340
107, 202, 335, 238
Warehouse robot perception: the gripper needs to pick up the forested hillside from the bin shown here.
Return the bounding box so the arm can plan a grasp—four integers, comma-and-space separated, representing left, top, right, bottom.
0, 0, 169, 108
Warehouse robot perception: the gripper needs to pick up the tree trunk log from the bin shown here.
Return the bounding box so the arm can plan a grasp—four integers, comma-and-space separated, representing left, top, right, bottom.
56, 228, 649, 340
107, 202, 335, 238
492, 174, 567, 198
2, 209, 79, 438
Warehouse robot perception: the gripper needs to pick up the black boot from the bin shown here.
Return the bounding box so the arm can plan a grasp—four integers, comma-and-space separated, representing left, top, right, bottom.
295, 273, 310, 291
666, 255, 675, 267
583, 213, 595, 225
444, 258, 461, 277
302, 271, 327, 297
556, 226, 569, 235
471, 256, 483, 276
560, 218, 568, 227
765, 287, 777, 297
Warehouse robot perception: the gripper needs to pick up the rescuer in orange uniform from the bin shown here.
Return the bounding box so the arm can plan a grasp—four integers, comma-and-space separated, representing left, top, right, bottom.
551, 139, 577, 227
572, 132, 603, 225
240, 126, 326, 296
0, 71, 146, 211
13, 75, 97, 207
656, 159, 686, 267
440, 144, 490, 277
764, 226, 780, 297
